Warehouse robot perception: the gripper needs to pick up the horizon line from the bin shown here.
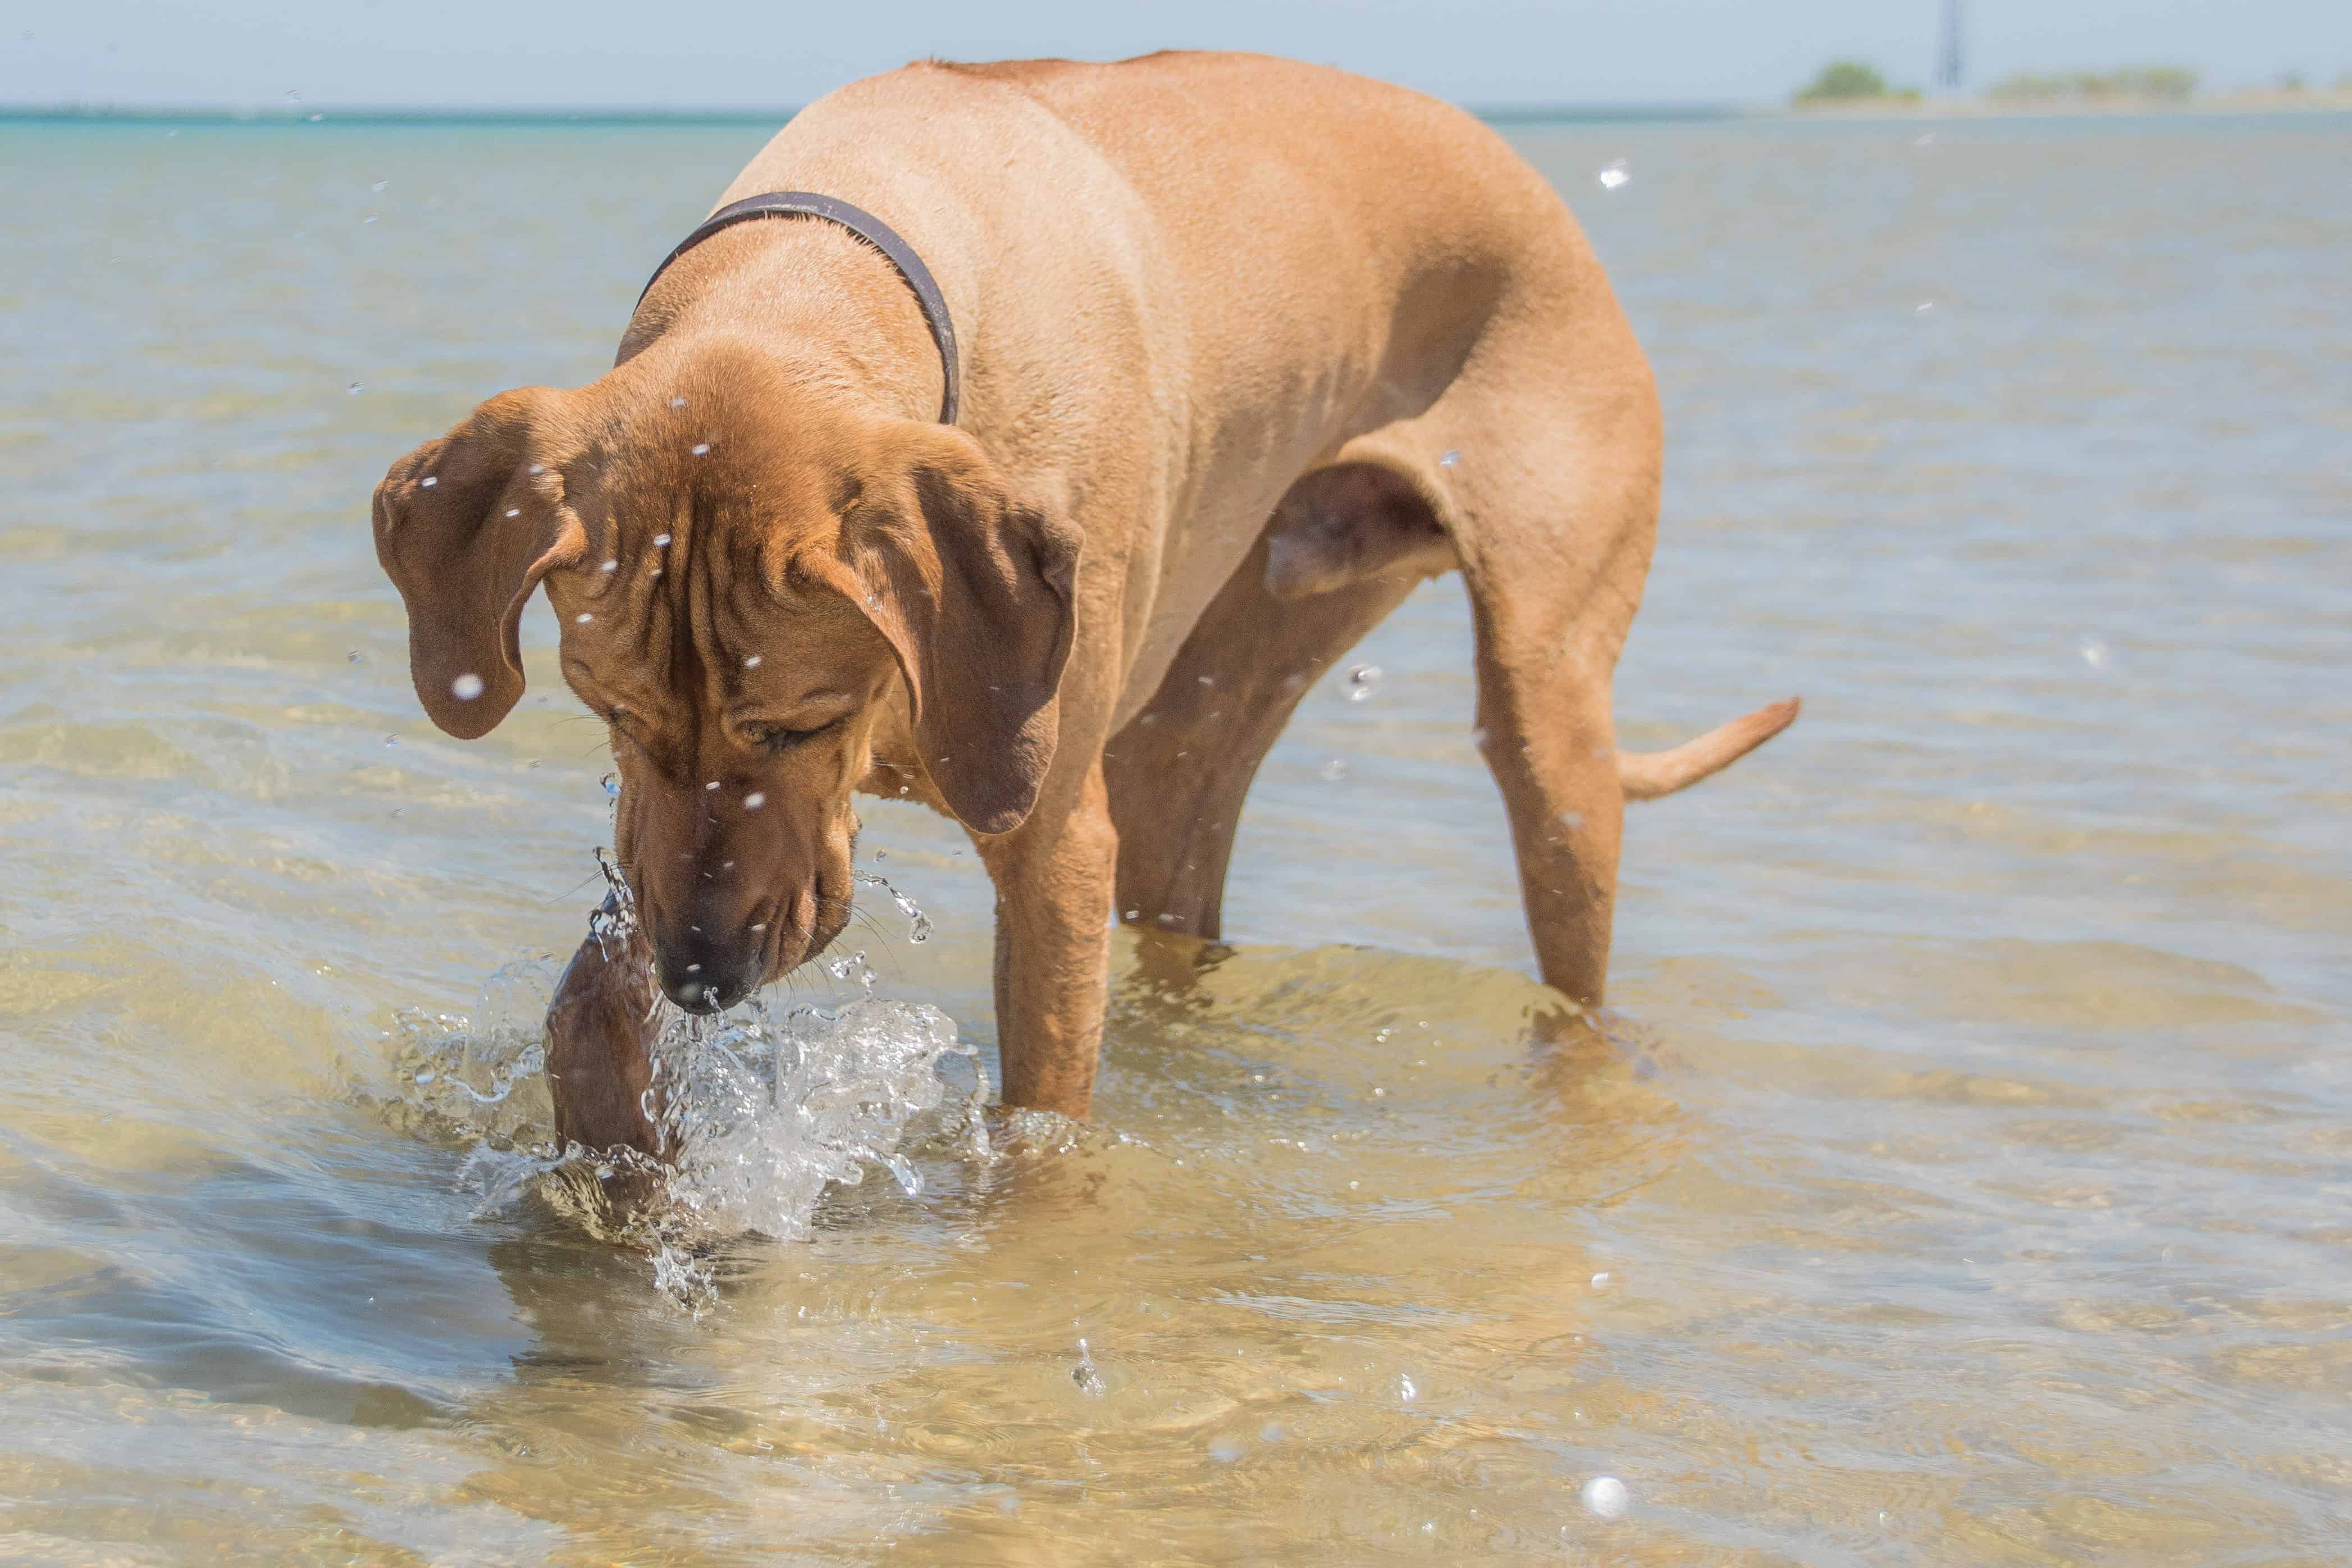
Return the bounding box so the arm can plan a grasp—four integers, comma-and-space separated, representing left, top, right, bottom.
0, 100, 1758, 127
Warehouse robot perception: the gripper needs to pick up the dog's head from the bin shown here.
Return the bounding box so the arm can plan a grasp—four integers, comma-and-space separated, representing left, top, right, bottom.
372, 350, 1079, 1012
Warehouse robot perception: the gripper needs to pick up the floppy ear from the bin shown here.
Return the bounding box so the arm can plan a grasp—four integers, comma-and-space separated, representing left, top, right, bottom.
826, 425, 1081, 835
371, 388, 584, 739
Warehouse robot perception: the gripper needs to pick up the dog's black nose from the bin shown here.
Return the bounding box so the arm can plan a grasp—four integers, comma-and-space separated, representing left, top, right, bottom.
654, 935, 761, 1015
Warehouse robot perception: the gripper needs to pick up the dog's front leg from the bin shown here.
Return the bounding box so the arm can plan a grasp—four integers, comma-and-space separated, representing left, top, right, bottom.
976, 761, 1120, 1118
544, 903, 662, 1157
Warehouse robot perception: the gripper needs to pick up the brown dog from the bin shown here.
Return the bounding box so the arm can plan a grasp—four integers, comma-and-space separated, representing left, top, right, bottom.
373, 52, 1794, 1150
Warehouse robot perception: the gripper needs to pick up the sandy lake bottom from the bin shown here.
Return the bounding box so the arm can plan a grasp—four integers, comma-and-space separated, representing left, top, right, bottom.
2, 111, 2348, 1563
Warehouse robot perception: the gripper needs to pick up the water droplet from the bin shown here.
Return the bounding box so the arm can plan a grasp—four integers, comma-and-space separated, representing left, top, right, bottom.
362, 213, 377, 225
576, 612, 593, 624
601, 774, 621, 799
505, 508, 520, 518
346, 381, 362, 394
1346, 664, 1382, 701
1072, 1338, 1106, 1397
705, 780, 720, 791
684, 963, 700, 973
1438, 448, 1461, 467
346, 650, 362, 663
1597, 161, 1630, 190
2078, 633, 2111, 670
670, 395, 687, 408
691, 442, 711, 456
743, 792, 766, 810
743, 654, 761, 668
1590, 1270, 1613, 1290
372, 179, 388, 191
1319, 758, 1348, 782
1399, 1373, 1417, 1402
1915, 299, 1936, 315
1209, 1438, 1245, 1464
652, 533, 672, 547
451, 672, 485, 701
1582, 1476, 1629, 1519
601, 558, 618, 572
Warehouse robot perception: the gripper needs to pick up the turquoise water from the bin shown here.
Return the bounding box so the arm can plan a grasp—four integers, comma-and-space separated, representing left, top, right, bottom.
2, 111, 2348, 1562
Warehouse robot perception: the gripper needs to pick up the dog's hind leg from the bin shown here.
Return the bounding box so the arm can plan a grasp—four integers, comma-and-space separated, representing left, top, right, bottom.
1104, 464, 1446, 939
1435, 390, 1662, 1011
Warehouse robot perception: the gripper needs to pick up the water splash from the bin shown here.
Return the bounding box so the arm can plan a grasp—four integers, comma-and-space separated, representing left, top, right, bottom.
1072, 1336, 1106, 1397
854, 869, 933, 943
375, 852, 985, 1310
641, 991, 988, 1245
826, 949, 878, 990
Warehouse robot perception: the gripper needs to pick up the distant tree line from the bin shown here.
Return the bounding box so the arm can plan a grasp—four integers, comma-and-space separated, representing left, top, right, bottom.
1792, 60, 2212, 107
1987, 67, 2197, 102
1793, 61, 1918, 104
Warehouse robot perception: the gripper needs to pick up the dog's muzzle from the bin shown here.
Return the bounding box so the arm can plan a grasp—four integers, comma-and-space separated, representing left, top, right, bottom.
653, 931, 762, 1015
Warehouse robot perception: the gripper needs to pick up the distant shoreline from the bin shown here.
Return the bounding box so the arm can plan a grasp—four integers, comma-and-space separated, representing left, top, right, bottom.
2, 93, 2346, 128
1783, 89, 2352, 121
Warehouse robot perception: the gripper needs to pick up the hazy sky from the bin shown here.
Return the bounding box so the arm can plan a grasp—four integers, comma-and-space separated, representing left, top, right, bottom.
7, 0, 2347, 109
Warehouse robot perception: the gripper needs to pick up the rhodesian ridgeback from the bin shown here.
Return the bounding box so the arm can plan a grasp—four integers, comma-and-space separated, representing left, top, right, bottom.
373, 52, 1796, 1152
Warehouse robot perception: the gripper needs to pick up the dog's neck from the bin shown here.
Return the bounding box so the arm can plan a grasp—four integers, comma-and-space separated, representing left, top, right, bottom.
617, 219, 949, 427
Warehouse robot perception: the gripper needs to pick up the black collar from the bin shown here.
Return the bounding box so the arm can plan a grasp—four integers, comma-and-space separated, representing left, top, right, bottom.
637, 191, 961, 426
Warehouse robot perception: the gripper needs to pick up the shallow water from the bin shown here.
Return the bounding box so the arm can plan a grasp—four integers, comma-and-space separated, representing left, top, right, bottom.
3, 111, 2348, 1564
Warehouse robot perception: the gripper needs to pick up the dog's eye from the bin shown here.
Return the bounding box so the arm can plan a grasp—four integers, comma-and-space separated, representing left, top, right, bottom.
752, 718, 839, 755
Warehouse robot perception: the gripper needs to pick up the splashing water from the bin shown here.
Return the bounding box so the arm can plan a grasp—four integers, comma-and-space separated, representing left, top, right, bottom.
372, 849, 984, 1308
825, 948, 878, 990
854, 868, 934, 944
639, 991, 988, 1245
1072, 1337, 1106, 1397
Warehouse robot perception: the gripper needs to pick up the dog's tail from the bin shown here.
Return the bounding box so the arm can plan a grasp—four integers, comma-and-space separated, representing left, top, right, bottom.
1618, 697, 1800, 801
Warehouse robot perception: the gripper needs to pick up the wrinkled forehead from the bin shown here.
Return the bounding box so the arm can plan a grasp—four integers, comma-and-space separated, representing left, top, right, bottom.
547, 543, 886, 716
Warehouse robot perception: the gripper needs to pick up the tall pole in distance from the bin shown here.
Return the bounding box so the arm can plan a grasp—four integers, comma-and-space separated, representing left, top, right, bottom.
1935, 0, 1965, 92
